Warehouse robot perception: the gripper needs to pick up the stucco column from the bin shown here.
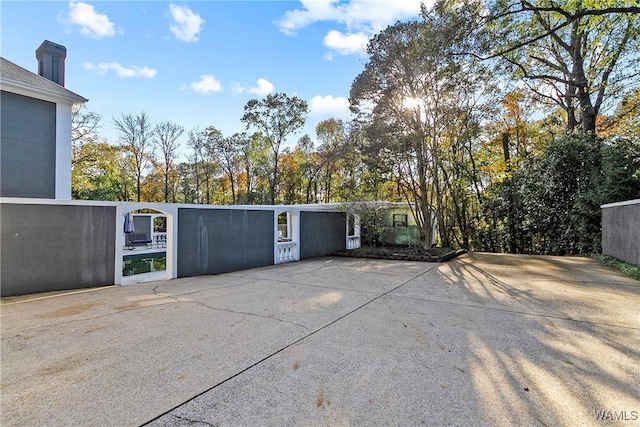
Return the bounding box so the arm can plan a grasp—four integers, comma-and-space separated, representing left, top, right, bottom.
55, 102, 72, 199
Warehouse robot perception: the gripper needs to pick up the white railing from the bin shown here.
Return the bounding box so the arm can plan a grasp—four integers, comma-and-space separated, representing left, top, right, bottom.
152, 232, 167, 248
276, 242, 298, 264
347, 235, 361, 250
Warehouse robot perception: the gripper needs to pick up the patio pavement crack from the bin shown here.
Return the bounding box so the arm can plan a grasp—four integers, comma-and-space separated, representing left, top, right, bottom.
151, 286, 312, 331
167, 414, 217, 426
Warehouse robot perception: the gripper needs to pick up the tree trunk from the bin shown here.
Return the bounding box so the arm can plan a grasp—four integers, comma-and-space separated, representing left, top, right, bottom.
270, 154, 278, 204
164, 170, 169, 203
502, 133, 516, 254
230, 175, 236, 204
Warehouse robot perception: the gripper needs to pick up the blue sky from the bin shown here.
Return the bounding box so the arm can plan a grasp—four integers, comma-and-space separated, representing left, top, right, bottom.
2, 1, 425, 159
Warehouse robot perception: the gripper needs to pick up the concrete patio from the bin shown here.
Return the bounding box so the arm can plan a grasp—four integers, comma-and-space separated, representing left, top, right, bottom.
1, 252, 638, 426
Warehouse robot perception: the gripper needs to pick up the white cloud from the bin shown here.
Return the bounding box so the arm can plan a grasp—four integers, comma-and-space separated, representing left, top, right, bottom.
323, 30, 369, 55
186, 75, 223, 93
62, 2, 116, 39
277, 0, 341, 36
169, 4, 205, 42
233, 78, 275, 97
84, 62, 157, 78
277, 0, 426, 56
309, 95, 350, 118
277, 0, 424, 35
248, 78, 275, 96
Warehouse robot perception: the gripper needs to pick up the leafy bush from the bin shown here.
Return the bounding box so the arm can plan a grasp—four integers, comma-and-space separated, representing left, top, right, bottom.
346, 201, 389, 247
477, 134, 640, 255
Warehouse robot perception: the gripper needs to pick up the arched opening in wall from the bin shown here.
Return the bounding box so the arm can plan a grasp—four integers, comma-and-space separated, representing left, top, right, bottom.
122, 208, 170, 284
347, 213, 361, 249
275, 210, 299, 264
277, 212, 291, 242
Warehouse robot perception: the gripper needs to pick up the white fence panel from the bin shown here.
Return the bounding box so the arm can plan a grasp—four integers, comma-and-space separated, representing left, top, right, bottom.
276, 242, 298, 264
347, 235, 361, 250
153, 232, 167, 248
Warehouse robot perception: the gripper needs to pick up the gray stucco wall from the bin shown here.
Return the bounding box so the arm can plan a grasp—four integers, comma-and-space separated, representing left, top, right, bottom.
300, 211, 346, 259
602, 201, 640, 265
177, 208, 274, 277
1, 204, 116, 297
0, 91, 56, 198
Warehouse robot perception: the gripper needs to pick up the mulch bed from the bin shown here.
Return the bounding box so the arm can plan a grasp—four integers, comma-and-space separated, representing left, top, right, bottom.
332, 246, 467, 262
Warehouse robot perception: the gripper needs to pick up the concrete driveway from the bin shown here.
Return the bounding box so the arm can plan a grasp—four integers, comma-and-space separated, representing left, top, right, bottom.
1, 253, 638, 426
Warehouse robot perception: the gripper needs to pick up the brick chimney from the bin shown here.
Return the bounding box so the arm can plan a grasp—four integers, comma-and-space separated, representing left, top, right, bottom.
36, 40, 66, 87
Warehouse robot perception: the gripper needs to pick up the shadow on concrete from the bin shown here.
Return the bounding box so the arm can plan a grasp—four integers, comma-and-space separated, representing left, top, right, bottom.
438, 253, 640, 425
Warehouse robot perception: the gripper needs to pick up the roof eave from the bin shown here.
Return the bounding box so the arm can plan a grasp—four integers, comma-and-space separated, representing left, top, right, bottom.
0, 77, 88, 105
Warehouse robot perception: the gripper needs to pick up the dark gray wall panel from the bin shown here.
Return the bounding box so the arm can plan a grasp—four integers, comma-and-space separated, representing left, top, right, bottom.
1, 204, 116, 296
177, 208, 274, 277
602, 203, 640, 265
1, 91, 56, 198
133, 215, 152, 237
300, 211, 346, 259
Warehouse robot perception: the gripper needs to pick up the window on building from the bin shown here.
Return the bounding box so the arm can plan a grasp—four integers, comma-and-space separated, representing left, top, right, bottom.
393, 214, 408, 228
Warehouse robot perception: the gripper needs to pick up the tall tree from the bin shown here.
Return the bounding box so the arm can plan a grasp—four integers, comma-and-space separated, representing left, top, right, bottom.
295, 135, 323, 203
113, 112, 154, 202
72, 140, 134, 201
71, 104, 108, 199
351, 0, 488, 248
485, 0, 640, 134
241, 93, 308, 204
278, 148, 303, 204
351, 21, 431, 246
176, 162, 197, 204
316, 118, 347, 203
71, 104, 103, 166
154, 120, 184, 202
208, 128, 244, 204
187, 127, 218, 204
